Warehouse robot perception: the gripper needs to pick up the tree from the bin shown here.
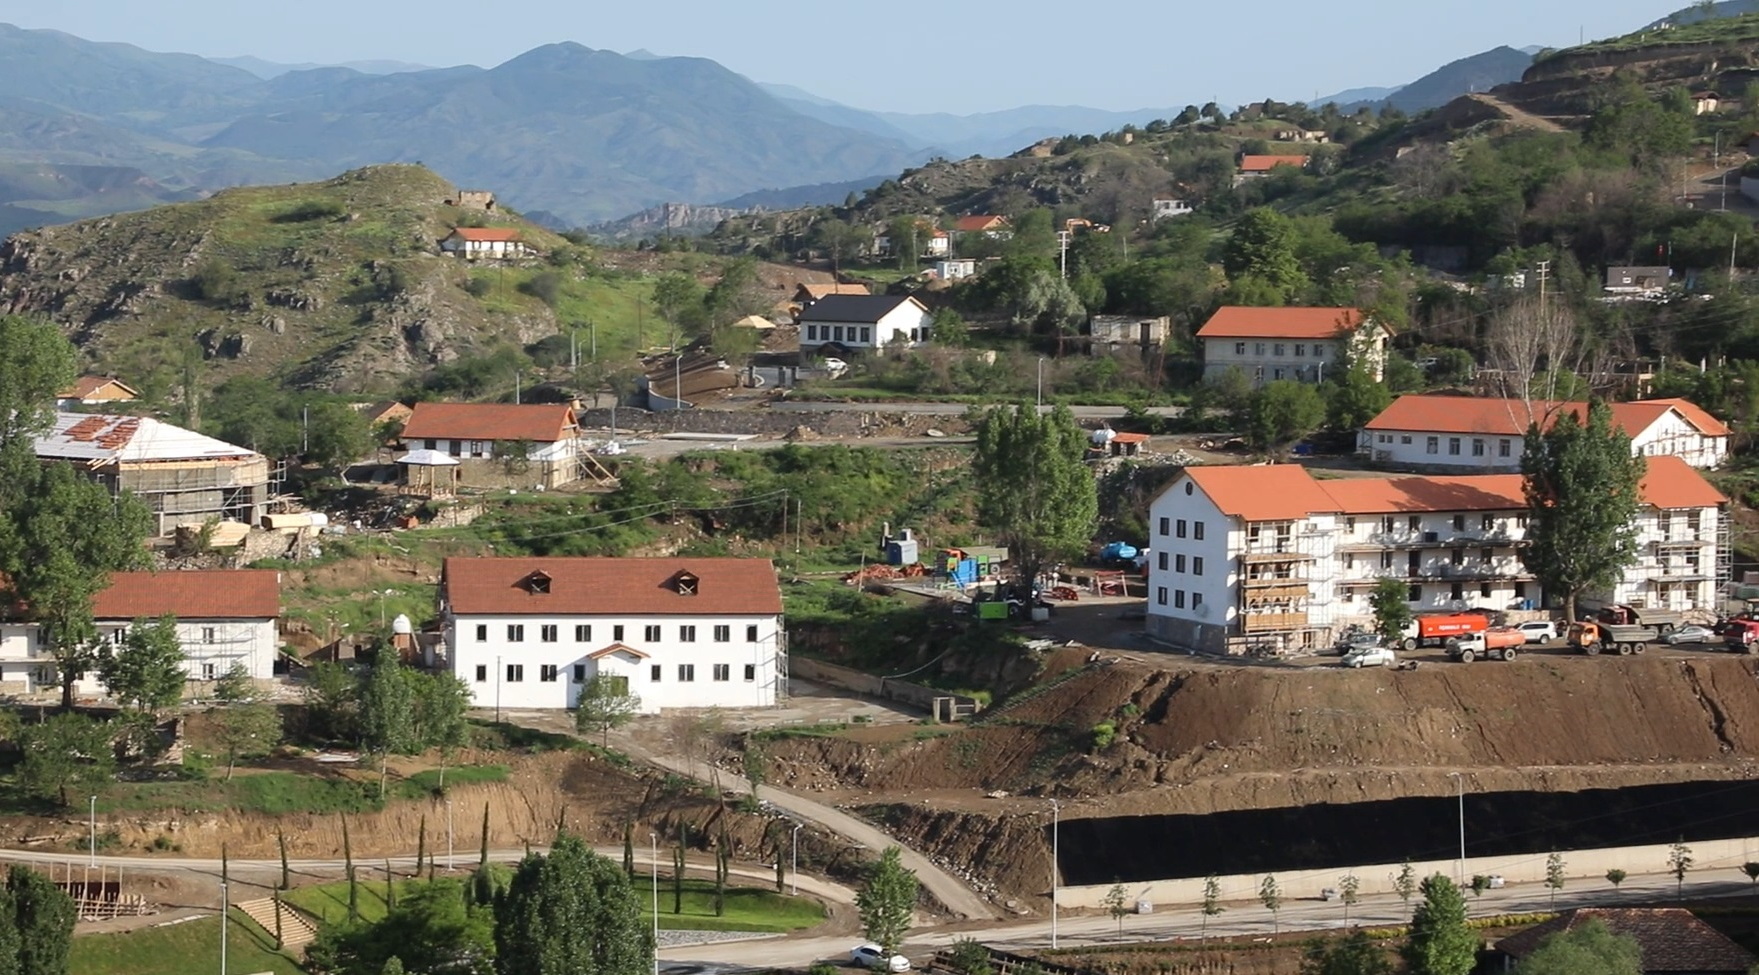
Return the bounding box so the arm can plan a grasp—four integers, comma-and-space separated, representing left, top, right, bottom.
1339, 874, 1361, 926
1102, 883, 1130, 934
742, 741, 767, 795
929, 308, 969, 347
358, 651, 421, 797
856, 847, 919, 956
948, 938, 993, 975
1743, 862, 1759, 888
1669, 840, 1693, 898
1, 462, 152, 708
1369, 578, 1414, 645
214, 663, 257, 704
1511, 918, 1642, 975
1326, 363, 1393, 431
11, 865, 75, 975
493, 834, 651, 975
884, 216, 923, 271
1401, 874, 1476, 975
1545, 851, 1566, 907
972, 405, 1099, 600
210, 698, 283, 781
1302, 932, 1394, 975
1222, 209, 1310, 302
304, 401, 374, 471
1521, 401, 1645, 623
1246, 380, 1326, 454
705, 258, 771, 332
1395, 860, 1417, 905
0, 317, 76, 500
18, 712, 115, 807
414, 672, 472, 789
811, 219, 867, 273
308, 878, 495, 975
1200, 874, 1224, 940
574, 675, 642, 746
305, 661, 359, 743
1258, 874, 1282, 933
96, 616, 185, 712
1485, 299, 1586, 407
1194, 366, 1254, 428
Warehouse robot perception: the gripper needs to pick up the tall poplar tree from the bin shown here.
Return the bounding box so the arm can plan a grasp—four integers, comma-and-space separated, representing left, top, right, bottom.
1520, 401, 1645, 622
972, 405, 1098, 596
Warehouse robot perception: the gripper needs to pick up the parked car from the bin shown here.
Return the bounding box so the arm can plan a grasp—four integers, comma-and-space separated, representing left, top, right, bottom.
850, 945, 911, 973
1664, 624, 1716, 646
1333, 629, 1382, 656
1515, 621, 1559, 644
1341, 645, 1397, 669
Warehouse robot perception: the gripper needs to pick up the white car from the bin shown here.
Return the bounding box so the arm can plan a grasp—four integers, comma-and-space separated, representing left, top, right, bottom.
850, 944, 910, 973
1515, 621, 1558, 644
1341, 646, 1397, 668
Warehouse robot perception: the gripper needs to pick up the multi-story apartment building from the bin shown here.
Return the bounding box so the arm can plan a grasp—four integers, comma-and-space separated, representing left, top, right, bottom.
439, 557, 785, 713
1144, 457, 1726, 655
1359, 396, 1729, 472
1196, 307, 1389, 386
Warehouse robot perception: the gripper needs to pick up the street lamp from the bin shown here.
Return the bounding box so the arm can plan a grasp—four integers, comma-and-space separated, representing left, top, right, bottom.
1449, 772, 1465, 885
1050, 798, 1060, 949
791, 823, 804, 896
650, 832, 659, 975
1036, 357, 1045, 410
88, 795, 96, 866
220, 879, 230, 975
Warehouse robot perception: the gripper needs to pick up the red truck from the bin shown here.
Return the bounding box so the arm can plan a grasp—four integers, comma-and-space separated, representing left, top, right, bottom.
1399, 612, 1491, 651
1446, 628, 1525, 663
1724, 619, 1759, 654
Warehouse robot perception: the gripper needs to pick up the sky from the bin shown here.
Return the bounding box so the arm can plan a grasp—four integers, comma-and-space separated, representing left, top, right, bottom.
0, 0, 1692, 115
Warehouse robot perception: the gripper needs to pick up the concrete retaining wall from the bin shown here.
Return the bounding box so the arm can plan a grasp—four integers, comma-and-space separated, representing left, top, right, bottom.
576, 407, 968, 439
1053, 834, 1759, 910
791, 657, 983, 719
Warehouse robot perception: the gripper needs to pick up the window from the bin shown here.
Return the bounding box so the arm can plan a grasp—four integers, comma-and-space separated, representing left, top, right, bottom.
202, 663, 217, 681
474, 665, 487, 682
1408, 584, 1421, 601
1346, 516, 1357, 531
650, 665, 662, 682
572, 664, 586, 683
679, 625, 697, 642
1235, 342, 1247, 355
1274, 343, 1285, 356
1159, 517, 1170, 536
1381, 516, 1395, 533
1480, 547, 1492, 563
1426, 436, 1439, 455
540, 624, 558, 643
1400, 435, 1412, 445
506, 664, 525, 683
1313, 344, 1326, 357
1516, 513, 1529, 529
713, 664, 730, 682
475, 624, 488, 642
1254, 342, 1266, 355
1480, 583, 1492, 598
678, 664, 696, 682
1452, 515, 1465, 531
1499, 439, 1512, 457
507, 624, 525, 642
833, 326, 845, 341
1193, 557, 1204, 576
746, 624, 759, 642
1156, 587, 1168, 606
1175, 554, 1186, 573
805, 325, 818, 341
1450, 583, 1464, 600
1448, 437, 1461, 455
1193, 521, 1205, 541
1481, 514, 1494, 531
861, 327, 872, 343
1273, 368, 1285, 380
1472, 439, 1485, 457
1294, 343, 1306, 357
540, 664, 559, 682
1176, 519, 1187, 538
1408, 515, 1421, 531
713, 625, 730, 642
202, 627, 216, 644
424, 438, 437, 450
743, 664, 756, 682
1174, 590, 1186, 609
1451, 548, 1464, 565
1157, 552, 1168, 571
644, 625, 661, 642
1192, 593, 1204, 609
575, 624, 592, 642
613, 625, 625, 642
469, 440, 487, 458
1381, 551, 1395, 569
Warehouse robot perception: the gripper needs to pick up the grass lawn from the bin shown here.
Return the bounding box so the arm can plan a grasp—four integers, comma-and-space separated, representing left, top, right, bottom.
285, 874, 824, 933
86, 765, 510, 818
72, 912, 303, 975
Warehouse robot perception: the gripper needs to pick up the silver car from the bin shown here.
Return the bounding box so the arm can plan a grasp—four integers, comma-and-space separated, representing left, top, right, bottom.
1663, 624, 1715, 646
1515, 621, 1558, 644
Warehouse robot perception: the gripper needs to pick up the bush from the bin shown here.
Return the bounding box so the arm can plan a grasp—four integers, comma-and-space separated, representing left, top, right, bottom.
190, 260, 245, 305
273, 199, 345, 223
1090, 721, 1117, 750
520, 270, 565, 307
463, 276, 494, 298
948, 938, 993, 975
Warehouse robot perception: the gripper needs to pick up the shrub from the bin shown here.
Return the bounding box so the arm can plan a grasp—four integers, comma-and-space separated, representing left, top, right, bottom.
463, 276, 494, 298
1090, 721, 1117, 750
520, 270, 565, 307
273, 199, 345, 223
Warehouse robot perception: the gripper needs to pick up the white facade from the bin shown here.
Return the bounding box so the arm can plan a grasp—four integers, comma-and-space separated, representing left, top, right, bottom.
1358, 398, 1729, 473
1152, 199, 1193, 221
1358, 428, 1524, 471
398, 435, 576, 463
934, 259, 978, 281
1199, 319, 1389, 386
440, 233, 532, 259
799, 300, 933, 352
445, 613, 783, 712
0, 618, 278, 697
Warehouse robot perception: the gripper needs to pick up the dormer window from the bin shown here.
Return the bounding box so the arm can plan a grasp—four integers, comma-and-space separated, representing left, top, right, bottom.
522, 570, 552, 595
671, 571, 699, 596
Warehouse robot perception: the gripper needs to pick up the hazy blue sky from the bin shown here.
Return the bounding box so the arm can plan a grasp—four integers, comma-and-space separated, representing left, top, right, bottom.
0, 0, 1685, 114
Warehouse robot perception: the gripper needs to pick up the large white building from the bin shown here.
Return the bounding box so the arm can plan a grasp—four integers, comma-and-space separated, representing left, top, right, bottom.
438, 557, 786, 713
1196, 306, 1389, 386
797, 295, 933, 354
398, 402, 583, 490
1359, 396, 1730, 472
0, 570, 282, 696
1144, 457, 1726, 656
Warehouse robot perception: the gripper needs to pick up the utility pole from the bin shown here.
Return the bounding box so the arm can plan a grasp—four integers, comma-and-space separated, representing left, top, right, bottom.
1050, 799, 1060, 949
1536, 259, 1551, 313
1057, 230, 1070, 279
514, 371, 521, 405
1732, 234, 1740, 279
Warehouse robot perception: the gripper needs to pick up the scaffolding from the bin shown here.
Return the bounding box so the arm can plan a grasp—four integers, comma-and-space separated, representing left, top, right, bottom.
1231, 517, 1335, 655
107, 456, 271, 535
50, 861, 154, 921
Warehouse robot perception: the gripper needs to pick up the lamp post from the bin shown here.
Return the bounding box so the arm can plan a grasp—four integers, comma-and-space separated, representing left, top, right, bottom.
650, 833, 659, 975
1449, 772, 1465, 885
791, 823, 803, 896
1036, 357, 1045, 410
88, 795, 96, 866
220, 879, 230, 975
1050, 798, 1060, 949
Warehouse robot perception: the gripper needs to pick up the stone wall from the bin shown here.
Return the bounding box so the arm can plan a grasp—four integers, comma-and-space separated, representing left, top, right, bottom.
791, 657, 983, 720
577, 406, 969, 439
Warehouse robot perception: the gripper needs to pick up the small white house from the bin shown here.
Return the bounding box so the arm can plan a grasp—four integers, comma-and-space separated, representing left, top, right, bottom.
933, 258, 978, 281
440, 227, 534, 260
398, 402, 582, 489
439, 557, 786, 713
798, 294, 933, 353
0, 570, 281, 696
1152, 199, 1193, 221
1358, 396, 1729, 472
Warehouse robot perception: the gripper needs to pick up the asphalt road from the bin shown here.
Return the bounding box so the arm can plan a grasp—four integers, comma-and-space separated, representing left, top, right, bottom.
765, 402, 1183, 419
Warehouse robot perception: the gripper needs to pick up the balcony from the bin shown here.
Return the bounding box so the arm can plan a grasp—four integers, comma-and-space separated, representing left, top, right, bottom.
1338, 530, 1520, 552
1241, 547, 1314, 563
1653, 535, 1710, 551
1241, 580, 1310, 601
1241, 611, 1308, 633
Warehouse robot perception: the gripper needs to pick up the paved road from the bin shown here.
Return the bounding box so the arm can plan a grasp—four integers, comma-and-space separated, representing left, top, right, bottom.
765, 401, 1183, 419
664, 870, 1755, 969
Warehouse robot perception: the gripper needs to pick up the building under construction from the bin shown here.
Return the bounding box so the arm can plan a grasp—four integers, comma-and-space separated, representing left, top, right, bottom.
35, 413, 271, 535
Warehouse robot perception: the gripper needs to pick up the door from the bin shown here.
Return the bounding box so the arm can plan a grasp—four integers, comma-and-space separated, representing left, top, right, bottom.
1407, 551, 1420, 577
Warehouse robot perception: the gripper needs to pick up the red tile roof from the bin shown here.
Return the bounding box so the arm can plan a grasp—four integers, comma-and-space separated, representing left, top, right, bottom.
1197, 306, 1364, 340
1319, 475, 1527, 514
954, 215, 1008, 232
442, 558, 783, 617
1239, 154, 1308, 172
1183, 465, 1340, 522
447, 227, 523, 242
588, 642, 650, 660
1496, 908, 1754, 973
92, 570, 280, 620
1640, 454, 1726, 509
1365, 395, 1732, 439
58, 376, 139, 400
401, 402, 575, 443
1631, 397, 1732, 437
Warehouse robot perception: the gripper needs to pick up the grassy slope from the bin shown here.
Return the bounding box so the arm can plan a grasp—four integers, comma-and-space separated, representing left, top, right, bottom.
72, 913, 302, 975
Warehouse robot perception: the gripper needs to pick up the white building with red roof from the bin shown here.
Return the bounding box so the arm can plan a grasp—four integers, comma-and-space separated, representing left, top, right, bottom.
1145, 457, 1726, 655
440, 227, 534, 260
1359, 395, 1730, 472
1196, 306, 1388, 385
438, 557, 785, 712
0, 570, 281, 696
398, 402, 581, 489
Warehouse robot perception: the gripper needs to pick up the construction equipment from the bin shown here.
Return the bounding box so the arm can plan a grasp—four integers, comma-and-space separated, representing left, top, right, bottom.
1724, 618, 1759, 654
1597, 604, 1684, 638
1398, 612, 1490, 651
1567, 620, 1650, 656
1446, 628, 1524, 663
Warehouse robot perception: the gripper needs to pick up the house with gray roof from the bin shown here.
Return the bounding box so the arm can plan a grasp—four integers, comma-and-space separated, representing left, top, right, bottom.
796, 294, 932, 355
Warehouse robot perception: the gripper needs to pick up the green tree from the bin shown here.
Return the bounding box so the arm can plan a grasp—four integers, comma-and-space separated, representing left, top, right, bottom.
1743, 862, 1759, 888
214, 663, 256, 704
358, 651, 421, 797
96, 616, 185, 712
972, 405, 1099, 599
210, 698, 283, 781
1520, 401, 1645, 623
1401, 874, 1476, 975
574, 675, 642, 746
415, 672, 472, 790
1, 462, 152, 708
18, 713, 115, 808
1511, 918, 1641, 975
1259, 874, 1282, 933
1370, 578, 1414, 645
308, 878, 495, 975
1301, 932, 1394, 975
811, 219, 867, 273
1246, 380, 1326, 454
1395, 860, 1417, 905
1194, 366, 1254, 428
1545, 851, 1566, 907
304, 401, 374, 471
1668, 840, 1693, 898
885, 216, 924, 271
1200, 874, 1224, 940
1102, 883, 1130, 933
705, 258, 771, 331
929, 308, 970, 347
0, 317, 76, 500
493, 834, 651, 975
856, 846, 919, 956
1327, 364, 1393, 431
1223, 209, 1311, 302
1604, 868, 1626, 889
948, 938, 993, 975
651, 273, 707, 342
305, 661, 359, 743
11, 865, 75, 975
1339, 874, 1361, 926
